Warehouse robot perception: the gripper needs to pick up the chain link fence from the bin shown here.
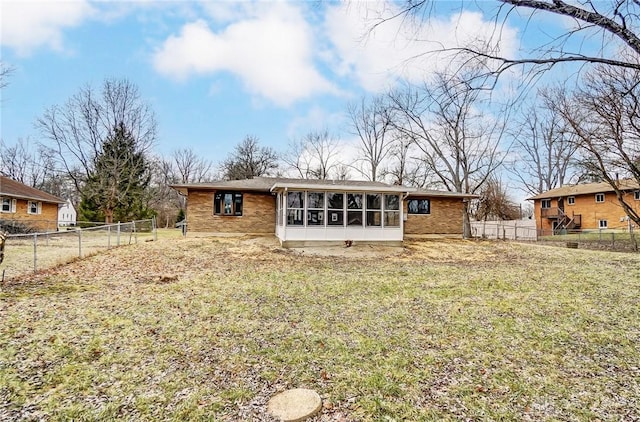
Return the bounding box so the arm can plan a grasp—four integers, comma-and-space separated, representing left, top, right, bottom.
537, 229, 638, 252
1, 219, 156, 281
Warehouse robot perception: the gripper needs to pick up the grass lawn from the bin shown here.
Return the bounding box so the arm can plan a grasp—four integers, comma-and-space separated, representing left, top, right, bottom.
1, 237, 639, 421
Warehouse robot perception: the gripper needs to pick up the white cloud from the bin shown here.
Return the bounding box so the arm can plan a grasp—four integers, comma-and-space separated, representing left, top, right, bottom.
153, 3, 338, 107
1, 0, 95, 55
323, 2, 519, 92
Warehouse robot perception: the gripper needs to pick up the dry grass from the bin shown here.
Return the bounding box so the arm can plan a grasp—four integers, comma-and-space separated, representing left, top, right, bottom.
1, 236, 639, 421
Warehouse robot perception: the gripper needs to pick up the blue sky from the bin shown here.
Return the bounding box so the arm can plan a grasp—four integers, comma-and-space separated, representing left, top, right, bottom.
2, 0, 590, 181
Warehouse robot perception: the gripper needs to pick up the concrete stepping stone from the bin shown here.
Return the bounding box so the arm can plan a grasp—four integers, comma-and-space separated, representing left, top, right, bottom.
267, 388, 322, 422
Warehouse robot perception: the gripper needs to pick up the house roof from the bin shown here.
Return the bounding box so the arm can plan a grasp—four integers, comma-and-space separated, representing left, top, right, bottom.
170, 176, 475, 198
528, 180, 640, 200
0, 176, 66, 204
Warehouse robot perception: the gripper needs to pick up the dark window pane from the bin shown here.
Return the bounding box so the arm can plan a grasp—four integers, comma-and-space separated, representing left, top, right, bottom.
214, 193, 222, 215
307, 210, 324, 225
307, 192, 324, 209
234, 193, 243, 216
366, 194, 381, 210
327, 192, 344, 209
347, 193, 362, 209
347, 210, 362, 226
408, 199, 430, 214
287, 191, 304, 208
287, 209, 304, 225
385, 195, 400, 210
366, 211, 382, 226
328, 210, 344, 226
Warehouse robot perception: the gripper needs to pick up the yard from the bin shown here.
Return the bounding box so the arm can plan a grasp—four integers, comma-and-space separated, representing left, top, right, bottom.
1, 236, 639, 420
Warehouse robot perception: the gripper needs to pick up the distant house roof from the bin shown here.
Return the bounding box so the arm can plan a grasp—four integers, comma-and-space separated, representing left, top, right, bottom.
0, 176, 66, 204
170, 176, 476, 198
528, 180, 640, 200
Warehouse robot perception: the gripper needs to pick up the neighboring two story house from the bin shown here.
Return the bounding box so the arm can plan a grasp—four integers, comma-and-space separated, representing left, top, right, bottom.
528, 180, 640, 235
0, 176, 66, 232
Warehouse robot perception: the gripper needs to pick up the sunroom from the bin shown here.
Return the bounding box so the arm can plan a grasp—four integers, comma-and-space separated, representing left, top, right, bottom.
270, 181, 415, 246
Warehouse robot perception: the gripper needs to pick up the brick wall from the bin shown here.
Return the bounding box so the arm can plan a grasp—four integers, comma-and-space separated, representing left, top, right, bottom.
535, 190, 640, 232
187, 190, 275, 234
0, 199, 59, 232
403, 197, 465, 235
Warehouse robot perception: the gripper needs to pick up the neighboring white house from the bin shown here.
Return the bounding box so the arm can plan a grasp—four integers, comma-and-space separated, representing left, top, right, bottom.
58, 199, 77, 227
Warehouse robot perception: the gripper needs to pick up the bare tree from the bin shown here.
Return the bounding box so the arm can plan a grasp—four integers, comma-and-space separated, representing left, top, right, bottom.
36, 78, 157, 194
0, 138, 57, 189
382, 1, 640, 84
389, 71, 508, 237
220, 136, 279, 180
347, 95, 395, 181
0, 62, 13, 89
555, 60, 640, 227
509, 88, 580, 196
282, 130, 342, 180
173, 147, 214, 184
473, 176, 521, 221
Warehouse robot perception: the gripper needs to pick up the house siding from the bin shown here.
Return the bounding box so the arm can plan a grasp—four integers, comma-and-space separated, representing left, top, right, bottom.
404, 197, 465, 235
535, 190, 640, 233
1, 199, 59, 232
187, 190, 275, 234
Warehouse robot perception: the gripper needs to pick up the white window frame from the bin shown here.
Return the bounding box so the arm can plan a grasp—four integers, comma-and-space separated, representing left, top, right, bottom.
567, 196, 575, 205
1, 197, 16, 213
595, 193, 605, 203
599, 219, 608, 229
28, 201, 42, 215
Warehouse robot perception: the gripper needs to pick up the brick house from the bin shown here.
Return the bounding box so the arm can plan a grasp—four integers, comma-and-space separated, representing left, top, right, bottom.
0, 176, 66, 232
170, 177, 476, 246
528, 180, 640, 235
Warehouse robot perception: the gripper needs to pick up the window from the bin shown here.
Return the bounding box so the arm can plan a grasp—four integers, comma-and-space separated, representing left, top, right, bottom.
28, 201, 42, 215
327, 192, 344, 226
214, 192, 243, 216
567, 196, 575, 205
347, 193, 363, 226
1, 198, 16, 213
408, 199, 431, 215
366, 193, 382, 227
599, 219, 608, 229
307, 192, 325, 226
384, 194, 400, 227
287, 191, 304, 226
595, 193, 605, 203
540, 199, 551, 209
635, 190, 640, 201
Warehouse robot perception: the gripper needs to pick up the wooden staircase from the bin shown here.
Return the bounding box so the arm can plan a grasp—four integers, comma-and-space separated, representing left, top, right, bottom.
554, 209, 582, 234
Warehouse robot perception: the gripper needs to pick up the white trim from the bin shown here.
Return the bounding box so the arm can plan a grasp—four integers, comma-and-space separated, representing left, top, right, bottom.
271, 182, 414, 194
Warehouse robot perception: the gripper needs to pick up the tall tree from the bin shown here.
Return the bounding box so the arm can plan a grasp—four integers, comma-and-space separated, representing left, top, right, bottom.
509, 88, 580, 196
347, 95, 395, 181
389, 71, 507, 237
555, 60, 640, 227
78, 122, 153, 223
36, 78, 156, 194
282, 130, 342, 180
220, 136, 279, 180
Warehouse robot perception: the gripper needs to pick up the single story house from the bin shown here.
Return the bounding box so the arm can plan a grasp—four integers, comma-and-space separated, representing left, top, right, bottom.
0, 176, 66, 232
170, 177, 477, 246
528, 180, 640, 235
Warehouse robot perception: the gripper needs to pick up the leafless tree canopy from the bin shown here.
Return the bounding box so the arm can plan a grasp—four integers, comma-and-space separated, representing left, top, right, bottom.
555, 60, 640, 226
348, 96, 395, 181
282, 130, 343, 180
221, 136, 279, 180
508, 87, 580, 196
473, 176, 521, 221
387, 0, 640, 82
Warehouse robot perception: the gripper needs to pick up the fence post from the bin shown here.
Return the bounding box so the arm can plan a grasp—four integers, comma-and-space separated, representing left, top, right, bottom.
78, 228, 83, 258
33, 233, 38, 273
108, 224, 111, 248
153, 216, 157, 241
117, 222, 121, 246
133, 221, 137, 244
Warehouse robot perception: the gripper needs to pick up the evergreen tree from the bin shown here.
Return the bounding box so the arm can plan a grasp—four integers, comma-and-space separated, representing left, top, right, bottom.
79, 122, 153, 223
